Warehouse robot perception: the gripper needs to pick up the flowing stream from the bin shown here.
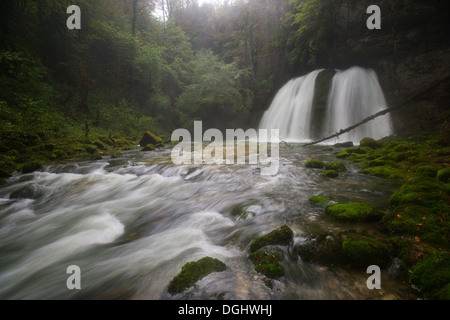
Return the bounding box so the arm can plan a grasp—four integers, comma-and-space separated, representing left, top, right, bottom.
0, 145, 417, 300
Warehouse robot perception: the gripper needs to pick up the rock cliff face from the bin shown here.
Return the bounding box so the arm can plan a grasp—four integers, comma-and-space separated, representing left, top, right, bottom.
316, 0, 450, 134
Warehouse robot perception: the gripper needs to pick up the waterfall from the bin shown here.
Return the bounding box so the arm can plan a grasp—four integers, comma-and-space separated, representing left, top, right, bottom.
324, 66, 392, 143
258, 69, 324, 142
258, 66, 393, 144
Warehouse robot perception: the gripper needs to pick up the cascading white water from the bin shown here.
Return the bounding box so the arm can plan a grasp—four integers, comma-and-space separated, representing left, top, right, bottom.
258, 66, 393, 144
324, 66, 392, 143
258, 69, 324, 142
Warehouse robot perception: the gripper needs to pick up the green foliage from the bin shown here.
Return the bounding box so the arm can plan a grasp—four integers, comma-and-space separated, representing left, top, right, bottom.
176, 50, 253, 129
167, 257, 227, 295
286, 0, 335, 67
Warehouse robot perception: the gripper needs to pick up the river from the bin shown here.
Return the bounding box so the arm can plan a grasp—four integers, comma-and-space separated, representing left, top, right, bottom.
0, 144, 417, 299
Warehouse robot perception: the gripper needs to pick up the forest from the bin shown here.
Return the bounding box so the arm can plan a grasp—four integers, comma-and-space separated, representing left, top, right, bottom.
0, 0, 449, 301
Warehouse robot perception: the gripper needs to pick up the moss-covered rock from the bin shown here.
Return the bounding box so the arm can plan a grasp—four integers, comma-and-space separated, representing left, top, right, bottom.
409, 252, 450, 300
321, 170, 339, 178
437, 168, 450, 183
324, 162, 347, 172
297, 233, 344, 266
167, 257, 227, 295
249, 225, 294, 253
380, 205, 449, 245
248, 248, 284, 278
298, 231, 392, 269
305, 158, 325, 169
139, 131, 162, 147
142, 144, 155, 151
360, 137, 382, 149
359, 166, 404, 179
341, 233, 391, 268
334, 141, 354, 148
325, 202, 376, 222
308, 195, 331, 206
389, 177, 448, 212
415, 166, 439, 178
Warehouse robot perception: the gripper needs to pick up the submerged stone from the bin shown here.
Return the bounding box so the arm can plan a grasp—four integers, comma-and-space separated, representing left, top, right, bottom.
167, 257, 227, 295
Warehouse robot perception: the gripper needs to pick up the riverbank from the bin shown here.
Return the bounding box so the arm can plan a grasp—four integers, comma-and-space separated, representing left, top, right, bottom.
299, 132, 450, 299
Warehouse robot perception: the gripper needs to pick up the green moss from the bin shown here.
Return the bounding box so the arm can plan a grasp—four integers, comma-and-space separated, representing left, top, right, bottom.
360, 137, 382, 149
390, 177, 448, 211
359, 166, 405, 179
139, 131, 162, 147
321, 170, 338, 178
410, 253, 450, 300
341, 234, 391, 268
308, 195, 330, 206
141, 144, 155, 151
325, 202, 374, 222
334, 141, 354, 148
248, 248, 284, 278
249, 225, 294, 253
380, 205, 449, 246
336, 150, 350, 158
305, 158, 325, 169
437, 168, 450, 183
167, 257, 227, 295
415, 166, 439, 178
298, 232, 392, 269
297, 233, 344, 266
324, 162, 346, 172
